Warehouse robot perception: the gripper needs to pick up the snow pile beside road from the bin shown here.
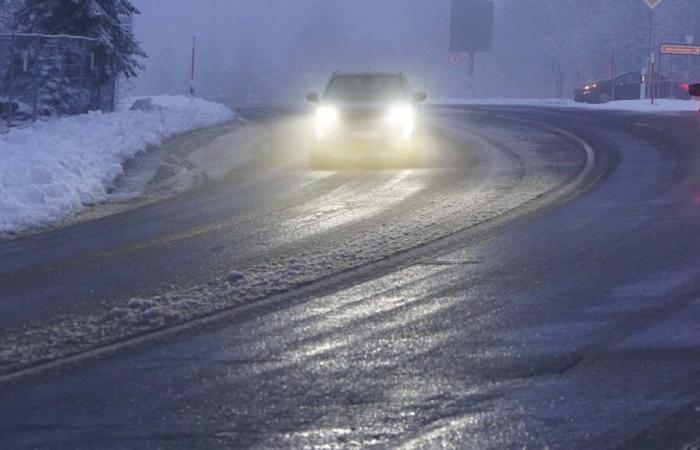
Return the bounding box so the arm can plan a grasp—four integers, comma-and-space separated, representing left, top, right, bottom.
0, 96, 233, 234
431, 98, 579, 108
586, 98, 700, 112
432, 97, 700, 112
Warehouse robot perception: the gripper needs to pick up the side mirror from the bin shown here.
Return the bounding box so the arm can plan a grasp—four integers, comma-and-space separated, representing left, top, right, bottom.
689, 83, 700, 97
306, 92, 320, 103
413, 92, 428, 103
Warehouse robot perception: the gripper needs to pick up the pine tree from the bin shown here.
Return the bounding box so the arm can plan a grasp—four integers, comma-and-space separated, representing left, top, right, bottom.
33, 49, 76, 115
15, 0, 146, 78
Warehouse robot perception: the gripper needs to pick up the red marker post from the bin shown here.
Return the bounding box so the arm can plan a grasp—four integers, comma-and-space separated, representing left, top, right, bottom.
190, 36, 196, 97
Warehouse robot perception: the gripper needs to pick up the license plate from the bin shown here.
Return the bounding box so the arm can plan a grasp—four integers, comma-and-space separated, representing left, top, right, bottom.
349, 129, 381, 139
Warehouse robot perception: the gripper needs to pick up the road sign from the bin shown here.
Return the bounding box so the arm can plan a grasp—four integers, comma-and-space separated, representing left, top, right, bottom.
449, 0, 494, 53
448, 53, 462, 65
644, 0, 663, 9
660, 43, 700, 56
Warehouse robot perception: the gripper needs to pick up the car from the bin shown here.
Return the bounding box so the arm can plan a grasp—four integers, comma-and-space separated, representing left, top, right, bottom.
306, 72, 427, 169
574, 71, 690, 104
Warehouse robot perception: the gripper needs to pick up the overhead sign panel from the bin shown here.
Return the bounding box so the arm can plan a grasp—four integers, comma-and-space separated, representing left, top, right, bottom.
449, 0, 494, 53
644, 0, 663, 9
660, 43, 700, 56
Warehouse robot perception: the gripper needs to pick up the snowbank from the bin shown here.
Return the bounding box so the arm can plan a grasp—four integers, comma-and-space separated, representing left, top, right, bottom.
0, 96, 233, 234
431, 97, 700, 113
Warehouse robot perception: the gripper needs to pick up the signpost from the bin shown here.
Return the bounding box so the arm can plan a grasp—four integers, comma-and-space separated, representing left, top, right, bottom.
644, 0, 663, 104
658, 43, 700, 100
449, 0, 494, 98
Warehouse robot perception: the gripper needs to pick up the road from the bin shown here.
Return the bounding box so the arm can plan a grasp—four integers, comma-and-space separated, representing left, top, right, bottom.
1, 106, 700, 449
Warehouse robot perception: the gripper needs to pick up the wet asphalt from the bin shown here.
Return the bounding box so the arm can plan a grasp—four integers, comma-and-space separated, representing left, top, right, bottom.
1, 107, 700, 449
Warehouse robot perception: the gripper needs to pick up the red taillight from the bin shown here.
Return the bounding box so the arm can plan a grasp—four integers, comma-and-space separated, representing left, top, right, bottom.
681, 83, 689, 91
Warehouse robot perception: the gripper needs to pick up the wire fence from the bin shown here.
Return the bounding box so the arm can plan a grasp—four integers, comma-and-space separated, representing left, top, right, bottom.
1, 32, 116, 127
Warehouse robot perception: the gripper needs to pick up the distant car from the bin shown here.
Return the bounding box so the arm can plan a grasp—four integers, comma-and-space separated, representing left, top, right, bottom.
574, 71, 690, 104
306, 72, 427, 169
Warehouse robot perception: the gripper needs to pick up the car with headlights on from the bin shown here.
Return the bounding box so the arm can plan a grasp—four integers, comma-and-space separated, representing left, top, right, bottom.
574, 71, 690, 104
306, 72, 427, 169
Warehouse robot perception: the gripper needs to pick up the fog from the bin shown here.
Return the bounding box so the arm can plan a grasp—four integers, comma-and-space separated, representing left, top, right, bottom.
130, 0, 700, 104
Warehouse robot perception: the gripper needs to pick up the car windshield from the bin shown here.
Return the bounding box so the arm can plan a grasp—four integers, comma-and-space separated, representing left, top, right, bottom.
324, 75, 408, 101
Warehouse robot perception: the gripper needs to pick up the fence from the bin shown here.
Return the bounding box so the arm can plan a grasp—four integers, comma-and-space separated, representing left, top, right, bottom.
0, 33, 116, 126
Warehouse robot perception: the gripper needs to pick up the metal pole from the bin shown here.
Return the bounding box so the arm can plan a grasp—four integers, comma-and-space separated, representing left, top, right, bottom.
651, 53, 655, 105
6, 30, 16, 128
648, 9, 654, 58
649, 9, 655, 104
31, 45, 38, 121
656, 50, 662, 101
467, 52, 475, 98
668, 55, 673, 100
611, 50, 616, 101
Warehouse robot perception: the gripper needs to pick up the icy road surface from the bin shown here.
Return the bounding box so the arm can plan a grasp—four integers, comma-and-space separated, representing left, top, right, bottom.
1, 107, 700, 448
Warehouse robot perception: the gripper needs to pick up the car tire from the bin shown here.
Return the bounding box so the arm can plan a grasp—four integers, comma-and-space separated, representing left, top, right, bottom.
597, 92, 611, 104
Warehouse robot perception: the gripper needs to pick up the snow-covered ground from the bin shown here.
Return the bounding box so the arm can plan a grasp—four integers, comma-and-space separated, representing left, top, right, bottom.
0, 96, 234, 234
431, 97, 700, 113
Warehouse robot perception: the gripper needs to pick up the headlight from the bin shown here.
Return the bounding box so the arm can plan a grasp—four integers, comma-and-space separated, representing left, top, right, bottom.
388, 104, 415, 126
314, 106, 338, 140
387, 104, 415, 140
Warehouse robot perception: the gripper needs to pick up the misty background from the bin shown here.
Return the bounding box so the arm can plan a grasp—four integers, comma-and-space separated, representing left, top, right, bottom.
129, 0, 700, 104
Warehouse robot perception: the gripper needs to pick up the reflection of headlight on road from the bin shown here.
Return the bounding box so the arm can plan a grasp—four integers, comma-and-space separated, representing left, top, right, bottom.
387, 104, 415, 140
314, 106, 338, 140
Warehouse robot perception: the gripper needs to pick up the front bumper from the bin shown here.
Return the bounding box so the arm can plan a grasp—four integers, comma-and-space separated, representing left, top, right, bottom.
314, 118, 418, 154
574, 90, 594, 103
312, 134, 418, 156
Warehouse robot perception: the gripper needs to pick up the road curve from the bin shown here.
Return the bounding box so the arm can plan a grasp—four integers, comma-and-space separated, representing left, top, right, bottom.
2, 107, 699, 448
0, 106, 590, 373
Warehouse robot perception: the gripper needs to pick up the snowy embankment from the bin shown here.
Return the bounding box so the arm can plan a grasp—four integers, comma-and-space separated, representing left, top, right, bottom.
431, 97, 700, 113
0, 95, 233, 234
